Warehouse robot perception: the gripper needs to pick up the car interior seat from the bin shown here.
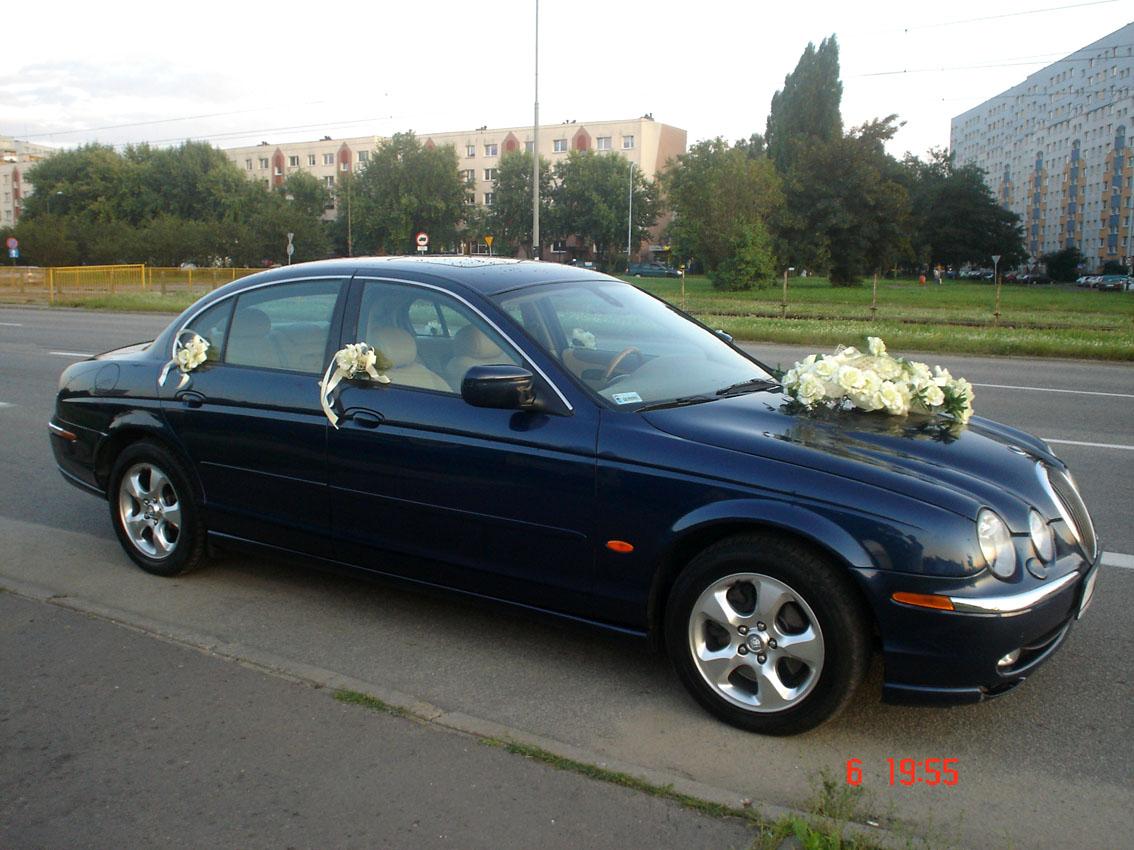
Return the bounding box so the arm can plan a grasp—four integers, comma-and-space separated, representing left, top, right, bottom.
365, 323, 452, 392
444, 325, 510, 389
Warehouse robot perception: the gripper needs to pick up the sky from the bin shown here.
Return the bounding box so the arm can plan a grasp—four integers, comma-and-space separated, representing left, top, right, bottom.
0, 0, 1129, 161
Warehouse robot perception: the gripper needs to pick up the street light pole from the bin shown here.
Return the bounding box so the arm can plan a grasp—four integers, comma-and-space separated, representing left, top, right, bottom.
626, 161, 634, 266
531, 0, 540, 262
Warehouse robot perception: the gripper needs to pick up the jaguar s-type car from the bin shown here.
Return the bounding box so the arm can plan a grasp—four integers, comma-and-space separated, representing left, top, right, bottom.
50, 257, 1101, 734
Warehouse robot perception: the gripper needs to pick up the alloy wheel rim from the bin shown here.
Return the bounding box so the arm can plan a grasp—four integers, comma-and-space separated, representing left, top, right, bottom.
687, 572, 825, 713
117, 462, 182, 560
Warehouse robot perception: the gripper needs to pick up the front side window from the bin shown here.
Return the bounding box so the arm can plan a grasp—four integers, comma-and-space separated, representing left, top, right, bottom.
183, 298, 234, 362
355, 281, 521, 393
225, 280, 341, 373
494, 281, 769, 407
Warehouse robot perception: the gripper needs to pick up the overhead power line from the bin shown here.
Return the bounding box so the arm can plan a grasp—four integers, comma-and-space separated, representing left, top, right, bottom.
898, 0, 1121, 32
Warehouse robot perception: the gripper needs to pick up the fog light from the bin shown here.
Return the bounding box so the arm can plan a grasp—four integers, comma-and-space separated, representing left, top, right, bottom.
997, 649, 1022, 669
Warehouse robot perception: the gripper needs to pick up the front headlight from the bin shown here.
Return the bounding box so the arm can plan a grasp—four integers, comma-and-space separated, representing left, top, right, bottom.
977, 509, 1016, 579
1028, 509, 1055, 562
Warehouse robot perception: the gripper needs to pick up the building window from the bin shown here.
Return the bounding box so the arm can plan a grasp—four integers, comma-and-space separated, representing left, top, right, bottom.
465, 194, 476, 205
484, 192, 495, 206
553, 139, 567, 153
288, 155, 299, 167
324, 176, 335, 188
622, 135, 635, 149
466, 144, 476, 158
259, 158, 269, 169
525, 141, 534, 153
308, 154, 316, 166
245, 159, 252, 170
323, 153, 335, 166
484, 168, 498, 181
358, 150, 369, 162
596, 136, 612, 151
484, 143, 498, 157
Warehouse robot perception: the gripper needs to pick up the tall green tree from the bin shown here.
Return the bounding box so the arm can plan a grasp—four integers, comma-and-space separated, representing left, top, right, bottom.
663, 138, 782, 288
550, 150, 659, 271
765, 36, 843, 174
901, 149, 1025, 270
487, 150, 551, 257
349, 132, 468, 255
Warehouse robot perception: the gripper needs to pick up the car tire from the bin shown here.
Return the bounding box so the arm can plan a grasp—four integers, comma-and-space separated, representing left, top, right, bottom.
664, 533, 870, 735
108, 441, 208, 577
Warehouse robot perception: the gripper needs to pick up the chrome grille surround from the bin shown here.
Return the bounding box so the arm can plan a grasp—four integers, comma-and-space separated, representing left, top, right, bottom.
1037, 462, 1098, 560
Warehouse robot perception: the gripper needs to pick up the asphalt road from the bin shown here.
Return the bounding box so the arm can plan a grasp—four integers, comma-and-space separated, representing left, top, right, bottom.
2, 306, 1133, 849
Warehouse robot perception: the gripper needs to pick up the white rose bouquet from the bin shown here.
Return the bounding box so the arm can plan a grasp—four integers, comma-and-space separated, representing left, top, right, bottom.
571, 327, 597, 349
783, 337, 973, 424
319, 342, 394, 428
159, 330, 211, 389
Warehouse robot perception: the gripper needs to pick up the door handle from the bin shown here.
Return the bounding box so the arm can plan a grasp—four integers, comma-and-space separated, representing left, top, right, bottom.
177, 391, 205, 408
345, 409, 383, 429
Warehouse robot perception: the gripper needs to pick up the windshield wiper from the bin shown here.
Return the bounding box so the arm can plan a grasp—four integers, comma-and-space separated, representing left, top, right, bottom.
715, 378, 781, 396
637, 394, 716, 412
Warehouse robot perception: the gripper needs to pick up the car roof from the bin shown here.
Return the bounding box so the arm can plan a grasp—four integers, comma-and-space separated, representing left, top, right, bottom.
226, 256, 615, 297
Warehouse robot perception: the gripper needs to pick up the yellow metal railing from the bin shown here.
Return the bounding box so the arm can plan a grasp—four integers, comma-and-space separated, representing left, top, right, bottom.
0, 265, 263, 303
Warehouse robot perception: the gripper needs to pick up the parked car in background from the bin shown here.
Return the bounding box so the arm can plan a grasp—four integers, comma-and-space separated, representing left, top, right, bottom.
49, 257, 1101, 735
1018, 273, 1052, 285
627, 261, 682, 278
1095, 274, 1132, 292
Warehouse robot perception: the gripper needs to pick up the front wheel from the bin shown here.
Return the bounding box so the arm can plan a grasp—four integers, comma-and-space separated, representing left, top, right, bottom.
108, 441, 208, 577
665, 534, 870, 735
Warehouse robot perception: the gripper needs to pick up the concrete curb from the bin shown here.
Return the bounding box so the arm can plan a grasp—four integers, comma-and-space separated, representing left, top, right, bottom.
1, 574, 920, 849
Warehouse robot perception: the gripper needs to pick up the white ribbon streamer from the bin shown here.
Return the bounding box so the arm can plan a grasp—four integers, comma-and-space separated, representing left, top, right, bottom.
319, 343, 390, 428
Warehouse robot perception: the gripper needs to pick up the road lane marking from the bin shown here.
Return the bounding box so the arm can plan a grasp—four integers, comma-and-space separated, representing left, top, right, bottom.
1103, 552, 1134, 570
1042, 438, 1134, 451
0, 402, 12, 409
48, 351, 94, 358
0, 322, 23, 327
972, 382, 1134, 399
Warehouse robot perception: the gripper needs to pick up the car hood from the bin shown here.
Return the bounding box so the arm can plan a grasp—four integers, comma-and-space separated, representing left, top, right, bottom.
641, 392, 1061, 527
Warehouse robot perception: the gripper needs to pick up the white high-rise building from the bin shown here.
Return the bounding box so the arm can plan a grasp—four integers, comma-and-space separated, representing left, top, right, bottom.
0, 136, 57, 228
951, 23, 1134, 269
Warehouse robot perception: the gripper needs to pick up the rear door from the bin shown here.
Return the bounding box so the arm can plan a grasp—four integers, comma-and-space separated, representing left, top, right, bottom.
160, 277, 347, 554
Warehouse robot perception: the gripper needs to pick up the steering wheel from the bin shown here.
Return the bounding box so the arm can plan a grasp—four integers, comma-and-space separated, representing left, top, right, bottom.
602, 347, 644, 383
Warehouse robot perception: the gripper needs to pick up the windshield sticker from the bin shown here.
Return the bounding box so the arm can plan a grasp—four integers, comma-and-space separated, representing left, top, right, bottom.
611, 392, 643, 405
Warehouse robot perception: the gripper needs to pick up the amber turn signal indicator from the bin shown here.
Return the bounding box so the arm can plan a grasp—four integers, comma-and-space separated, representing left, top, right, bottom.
891, 591, 955, 611
605, 540, 634, 554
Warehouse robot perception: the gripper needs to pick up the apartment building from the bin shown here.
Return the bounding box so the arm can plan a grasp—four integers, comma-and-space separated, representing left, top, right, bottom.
950, 23, 1134, 269
222, 116, 686, 228
0, 136, 57, 228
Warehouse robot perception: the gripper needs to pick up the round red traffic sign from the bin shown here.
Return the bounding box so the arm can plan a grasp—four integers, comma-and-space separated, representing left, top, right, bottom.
5, 237, 16, 250
415, 232, 428, 247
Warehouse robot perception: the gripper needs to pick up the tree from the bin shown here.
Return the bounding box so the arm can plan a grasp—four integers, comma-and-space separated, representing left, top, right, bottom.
487, 150, 551, 257
1041, 247, 1085, 282
766, 36, 843, 174
662, 138, 782, 287
901, 149, 1026, 271
550, 150, 659, 271
776, 117, 912, 284
349, 132, 468, 255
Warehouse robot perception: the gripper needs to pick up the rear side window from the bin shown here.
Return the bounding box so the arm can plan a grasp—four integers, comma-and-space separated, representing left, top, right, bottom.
184, 299, 233, 362
225, 280, 342, 374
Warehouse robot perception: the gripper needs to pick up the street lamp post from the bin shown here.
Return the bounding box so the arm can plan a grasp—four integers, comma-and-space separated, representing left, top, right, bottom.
626, 161, 634, 267
531, 0, 540, 262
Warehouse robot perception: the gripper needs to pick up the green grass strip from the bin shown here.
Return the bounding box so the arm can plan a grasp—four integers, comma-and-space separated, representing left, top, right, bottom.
332, 688, 408, 717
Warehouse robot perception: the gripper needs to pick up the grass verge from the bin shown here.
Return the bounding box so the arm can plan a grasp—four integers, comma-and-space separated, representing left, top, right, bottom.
332, 688, 408, 717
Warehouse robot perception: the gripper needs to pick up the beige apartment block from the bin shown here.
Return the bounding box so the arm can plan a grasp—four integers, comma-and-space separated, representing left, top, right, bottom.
0, 136, 57, 228
222, 116, 687, 234
951, 23, 1134, 269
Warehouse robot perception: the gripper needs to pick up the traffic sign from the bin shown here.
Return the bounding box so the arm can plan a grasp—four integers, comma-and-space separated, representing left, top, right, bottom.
415, 232, 429, 247
8, 248, 18, 259
484, 235, 494, 247
5, 237, 17, 250
286, 243, 295, 256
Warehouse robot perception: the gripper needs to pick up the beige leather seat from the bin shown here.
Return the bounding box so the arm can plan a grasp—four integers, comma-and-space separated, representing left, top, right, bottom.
366, 325, 452, 392
226, 307, 282, 369
444, 325, 508, 389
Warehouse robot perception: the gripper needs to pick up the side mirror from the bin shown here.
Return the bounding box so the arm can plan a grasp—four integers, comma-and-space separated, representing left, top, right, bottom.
715, 329, 734, 344
461, 364, 540, 410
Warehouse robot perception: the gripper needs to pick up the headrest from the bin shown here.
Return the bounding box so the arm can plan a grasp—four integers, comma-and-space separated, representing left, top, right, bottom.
230, 307, 271, 337
453, 324, 503, 359
368, 325, 417, 367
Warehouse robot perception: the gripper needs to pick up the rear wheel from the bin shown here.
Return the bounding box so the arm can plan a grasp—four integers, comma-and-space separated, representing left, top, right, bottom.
109, 442, 207, 577
665, 534, 870, 735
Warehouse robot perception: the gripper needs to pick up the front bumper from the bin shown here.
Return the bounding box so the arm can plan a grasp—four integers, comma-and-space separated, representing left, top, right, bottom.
853, 555, 1099, 705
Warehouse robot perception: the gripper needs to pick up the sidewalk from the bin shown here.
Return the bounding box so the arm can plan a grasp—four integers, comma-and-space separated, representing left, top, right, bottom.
0, 592, 755, 850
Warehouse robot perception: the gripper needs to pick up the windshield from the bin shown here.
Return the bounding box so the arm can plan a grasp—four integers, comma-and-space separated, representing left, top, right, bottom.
494, 280, 773, 407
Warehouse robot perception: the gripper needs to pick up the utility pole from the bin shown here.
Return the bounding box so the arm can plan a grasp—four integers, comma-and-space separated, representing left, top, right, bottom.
626, 161, 634, 266
531, 0, 540, 262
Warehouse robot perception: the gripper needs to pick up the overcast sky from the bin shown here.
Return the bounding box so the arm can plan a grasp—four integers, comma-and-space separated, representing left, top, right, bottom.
0, 1, 1128, 161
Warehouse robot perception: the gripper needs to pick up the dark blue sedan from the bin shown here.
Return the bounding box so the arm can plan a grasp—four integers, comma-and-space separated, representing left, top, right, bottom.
50, 257, 1100, 734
